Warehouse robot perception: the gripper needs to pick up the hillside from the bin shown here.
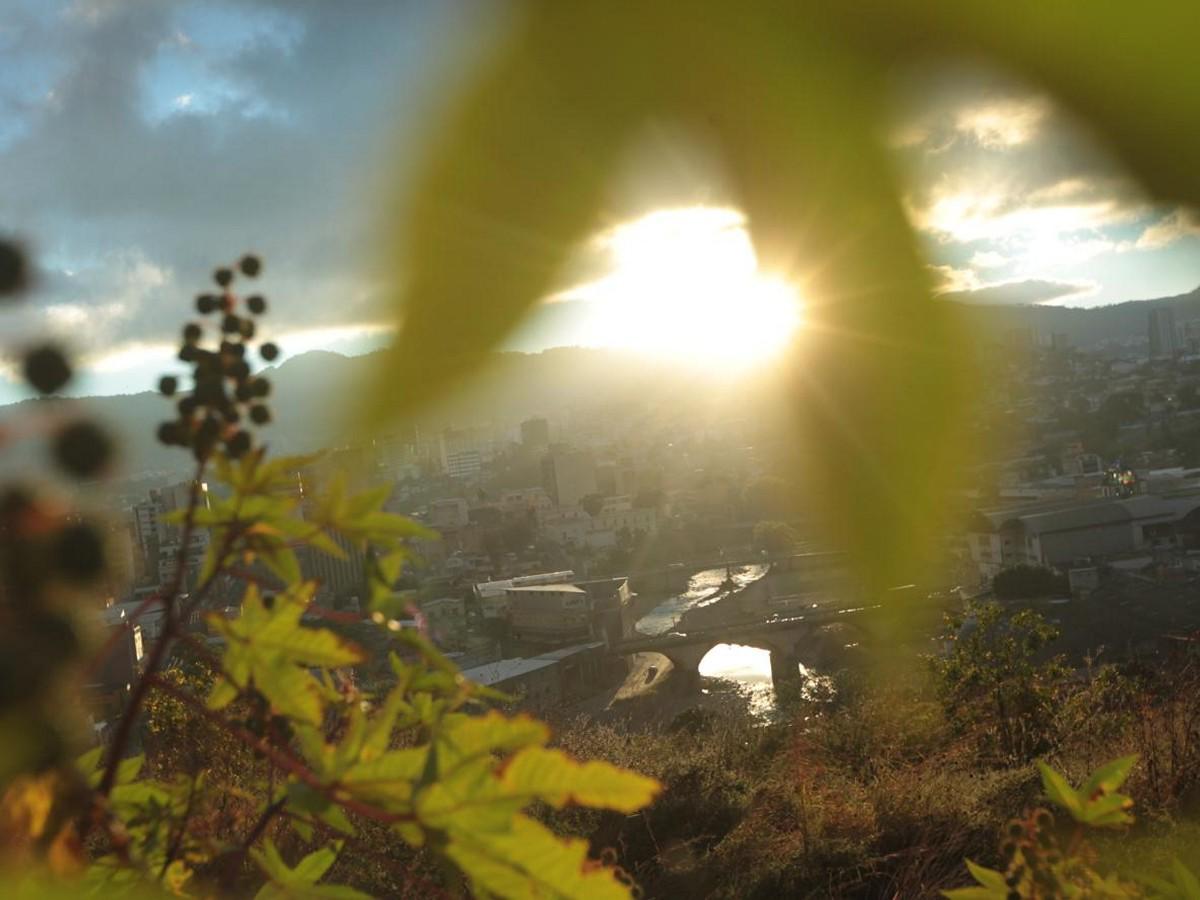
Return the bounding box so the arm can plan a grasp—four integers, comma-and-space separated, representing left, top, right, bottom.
953, 284, 1200, 349
0, 347, 739, 481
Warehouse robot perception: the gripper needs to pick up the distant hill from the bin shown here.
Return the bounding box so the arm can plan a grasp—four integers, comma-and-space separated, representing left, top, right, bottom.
950, 284, 1200, 349
0, 347, 733, 482
6, 283, 1199, 482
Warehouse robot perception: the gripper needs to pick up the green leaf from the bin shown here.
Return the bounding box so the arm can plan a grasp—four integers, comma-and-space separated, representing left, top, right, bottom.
1077, 791, 1134, 828
362, 3, 979, 592
498, 747, 661, 813
76, 746, 103, 786
115, 755, 144, 785
445, 814, 634, 900
438, 711, 550, 766
340, 748, 428, 806
1081, 754, 1138, 798
252, 840, 370, 900
207, 583, 365, 726
1171, 858, 1200, 900
1037, 760, 1083, 820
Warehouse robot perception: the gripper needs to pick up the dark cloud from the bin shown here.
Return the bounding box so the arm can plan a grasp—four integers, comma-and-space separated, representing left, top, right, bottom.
0, 1, 487, 363
939, 278, 1094, 306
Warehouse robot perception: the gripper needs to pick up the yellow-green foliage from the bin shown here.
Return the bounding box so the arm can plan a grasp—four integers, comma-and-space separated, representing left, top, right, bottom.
368, 0, 1200, 594
0, 448, 659, 899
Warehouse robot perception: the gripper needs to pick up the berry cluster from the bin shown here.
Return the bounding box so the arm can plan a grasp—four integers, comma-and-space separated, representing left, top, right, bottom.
998, 809, 1074, 898
0, 237, 112, 771
156, 255, 279, 461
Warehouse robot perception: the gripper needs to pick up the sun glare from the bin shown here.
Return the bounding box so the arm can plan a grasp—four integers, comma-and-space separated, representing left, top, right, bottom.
571, 206, 802, 367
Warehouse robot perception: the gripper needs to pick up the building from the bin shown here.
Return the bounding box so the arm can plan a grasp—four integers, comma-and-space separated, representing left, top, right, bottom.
131, 480, 211, 588
459, 642, 609, 710
575, 576, 635, 644
445, 449, 482, 480
439, 426, 494, 478
539, 509, 593, 547
593, 497, 657, 537
298, 530, 366, 608
421, 596, 467, 646
473, 570, 576, 619
542, 449, 597, 508
499, 487, 553, 521
520, 416, 550, 452
507, 584, 591, 644
967, 494, 1200, 577
1150, 307, 1179, 359
429, 498, 470, 530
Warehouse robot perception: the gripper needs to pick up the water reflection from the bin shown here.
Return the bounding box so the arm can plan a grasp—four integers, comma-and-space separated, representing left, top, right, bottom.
636, 564, 769, 636
698, 643, 775, 716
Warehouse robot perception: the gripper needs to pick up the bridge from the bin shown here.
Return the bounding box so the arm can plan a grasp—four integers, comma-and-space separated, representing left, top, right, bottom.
624, 550, 850, 593
613, 602, 879, 687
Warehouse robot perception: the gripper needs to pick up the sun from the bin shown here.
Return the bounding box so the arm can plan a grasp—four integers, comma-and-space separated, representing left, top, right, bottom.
566, 206, 803, 367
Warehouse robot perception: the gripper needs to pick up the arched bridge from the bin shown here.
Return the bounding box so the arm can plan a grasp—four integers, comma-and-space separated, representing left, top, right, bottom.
613, 604, 879, 687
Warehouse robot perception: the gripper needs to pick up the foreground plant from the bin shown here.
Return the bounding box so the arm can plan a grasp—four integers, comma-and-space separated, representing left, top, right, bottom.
0, 254, 659, 898
947, 756, 1200, 899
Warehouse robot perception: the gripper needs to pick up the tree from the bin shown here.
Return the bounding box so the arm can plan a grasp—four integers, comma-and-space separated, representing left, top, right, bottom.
753, 520, 801, 556
929, 602, 1068, 763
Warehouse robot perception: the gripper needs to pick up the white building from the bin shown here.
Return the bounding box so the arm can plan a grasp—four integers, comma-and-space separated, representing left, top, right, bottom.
507, 584, 591, 644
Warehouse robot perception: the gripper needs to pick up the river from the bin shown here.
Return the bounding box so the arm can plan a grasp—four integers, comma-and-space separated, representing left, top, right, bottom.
634, 564, 783, 715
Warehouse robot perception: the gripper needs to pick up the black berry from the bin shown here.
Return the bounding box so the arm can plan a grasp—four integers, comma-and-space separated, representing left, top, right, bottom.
260, 342, 279, 362
157, 421, 183, 446
226, 430, 252, 458
53, 420, 114, 479
182, 322, 202, 344
214, 267, 233, 288
246, 294, 266, 315
0, 239, 29, 299
23, 344, 72, 394
196, 294, 218, 314
238, 255, 261, 278
159, 375, 178, 396
54, 522, 106, 583
249, 404, 271, 425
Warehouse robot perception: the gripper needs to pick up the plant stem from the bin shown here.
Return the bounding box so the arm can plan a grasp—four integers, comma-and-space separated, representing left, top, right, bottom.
146, 674, 416, 826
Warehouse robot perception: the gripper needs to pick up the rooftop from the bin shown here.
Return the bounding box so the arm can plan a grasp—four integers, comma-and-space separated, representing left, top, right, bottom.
458, 642, 606, 686
506, 583, 585, 594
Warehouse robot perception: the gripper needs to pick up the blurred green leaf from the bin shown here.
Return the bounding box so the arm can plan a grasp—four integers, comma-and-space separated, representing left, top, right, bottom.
1038, 760, 1083, 819
367, 0, 1200, 591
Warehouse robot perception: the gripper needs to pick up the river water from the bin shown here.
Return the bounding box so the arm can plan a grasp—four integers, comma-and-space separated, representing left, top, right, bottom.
635, 564, 780, 714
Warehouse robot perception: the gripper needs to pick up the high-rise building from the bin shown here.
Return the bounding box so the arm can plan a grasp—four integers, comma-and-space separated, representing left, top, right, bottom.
1149, 308, 1179, 359
520, 417, 550, 451
131, 480, 211, 588
541, 449, 597, 508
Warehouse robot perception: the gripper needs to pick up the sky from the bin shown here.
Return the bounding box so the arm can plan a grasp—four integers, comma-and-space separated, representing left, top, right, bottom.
1, 1, 1198, 404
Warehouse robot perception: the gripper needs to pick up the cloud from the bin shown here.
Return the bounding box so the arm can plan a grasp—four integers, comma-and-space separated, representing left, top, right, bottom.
1136, 209, 1200, 250
0, 1, 480, 380
938, 278, 1096, 306
953, 97, 1049, 149
969, 250, 1009, 269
